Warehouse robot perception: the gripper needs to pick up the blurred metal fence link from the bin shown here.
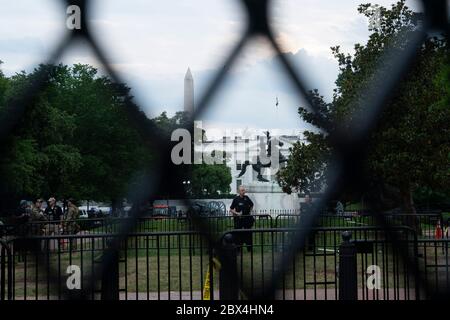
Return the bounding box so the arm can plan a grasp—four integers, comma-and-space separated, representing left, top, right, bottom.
0, 0, 448, 300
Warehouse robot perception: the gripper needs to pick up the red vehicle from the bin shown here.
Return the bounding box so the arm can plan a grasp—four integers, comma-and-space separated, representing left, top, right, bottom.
150, 204, 177, 218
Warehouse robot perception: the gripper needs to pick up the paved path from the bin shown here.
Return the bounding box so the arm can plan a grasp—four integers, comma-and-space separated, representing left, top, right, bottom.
115, 288, 416, 300
15, 289, 414, 300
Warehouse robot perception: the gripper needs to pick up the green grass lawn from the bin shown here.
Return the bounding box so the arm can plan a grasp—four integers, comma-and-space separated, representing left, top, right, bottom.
6, 214, 447, 299
85, 216, 273, 234
9, 252, 419, 299
10, 237, 440, 298
81, 214, 441, 241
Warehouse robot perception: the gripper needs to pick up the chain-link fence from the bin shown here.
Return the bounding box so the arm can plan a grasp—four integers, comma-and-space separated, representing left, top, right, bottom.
0, 0, 449, 300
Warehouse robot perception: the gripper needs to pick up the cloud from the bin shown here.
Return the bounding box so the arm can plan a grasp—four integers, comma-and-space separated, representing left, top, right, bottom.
286, 50, 338, 100
0, 37, 45, 55
1, 0, 422, 129
192, 48, 338, 130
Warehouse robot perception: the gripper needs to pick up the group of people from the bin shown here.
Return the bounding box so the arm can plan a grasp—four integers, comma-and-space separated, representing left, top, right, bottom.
14, 197, 80, 236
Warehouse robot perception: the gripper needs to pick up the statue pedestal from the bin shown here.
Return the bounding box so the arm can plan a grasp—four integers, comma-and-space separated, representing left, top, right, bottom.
245, 181, 299, 214
246, 181, 284, 193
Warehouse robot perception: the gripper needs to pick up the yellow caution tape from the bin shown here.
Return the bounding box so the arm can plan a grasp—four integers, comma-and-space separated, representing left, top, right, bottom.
202, 268, 211, 300
202, 255, 246, 300
202, 257, 222, 300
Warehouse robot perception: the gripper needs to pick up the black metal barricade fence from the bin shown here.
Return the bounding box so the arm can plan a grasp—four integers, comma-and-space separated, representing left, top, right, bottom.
0, 0, 448, 300
0, 238, 13, 300
3, 212, 442, 237
224, 226, 420, 300
2, 226, 450, 300
275, 213, 443, 239
1, 213, 443, 261
2, 231, 213, 300
417, 239, 450, 298
2, 214, 273, 236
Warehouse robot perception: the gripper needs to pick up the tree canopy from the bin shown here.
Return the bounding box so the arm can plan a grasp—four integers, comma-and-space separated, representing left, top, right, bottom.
0, 63, 153, 212
0, 60, 233, 214
276, 1, 450, 212
151, 112, 232, 198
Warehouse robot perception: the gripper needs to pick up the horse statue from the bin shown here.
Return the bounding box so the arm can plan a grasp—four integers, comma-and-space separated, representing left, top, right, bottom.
237, 131, 288, 182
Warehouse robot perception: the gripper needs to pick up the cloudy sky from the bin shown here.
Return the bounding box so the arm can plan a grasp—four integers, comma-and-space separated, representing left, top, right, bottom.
0, 0, 422, 133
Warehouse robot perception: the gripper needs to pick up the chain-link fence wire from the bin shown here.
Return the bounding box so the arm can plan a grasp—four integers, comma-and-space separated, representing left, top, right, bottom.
0, 0, 449, 300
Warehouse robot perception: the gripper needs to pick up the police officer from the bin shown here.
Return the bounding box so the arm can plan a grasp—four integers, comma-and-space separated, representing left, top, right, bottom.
12, 200, 30, 237
230, 185, 254, 252
44, 197, 63, 221
44, 197, 64, 235
64, 198, 80, 235
30, 198, 47, 235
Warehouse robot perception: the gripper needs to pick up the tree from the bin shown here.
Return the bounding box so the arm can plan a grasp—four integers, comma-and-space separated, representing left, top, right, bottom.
151, 111, 232, 198
191, 163, 232, 197
0, 63, 153, 213
277, 1, 450, 214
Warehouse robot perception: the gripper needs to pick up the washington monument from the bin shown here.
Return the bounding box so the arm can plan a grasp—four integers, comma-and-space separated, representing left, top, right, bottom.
184, 68, 194, 114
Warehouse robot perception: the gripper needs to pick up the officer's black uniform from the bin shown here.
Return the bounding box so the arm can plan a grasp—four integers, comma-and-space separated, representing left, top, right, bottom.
230, 195, 254, 251
44, 205, 63, 223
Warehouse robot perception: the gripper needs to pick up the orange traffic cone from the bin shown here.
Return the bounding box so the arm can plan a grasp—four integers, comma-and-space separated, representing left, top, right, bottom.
435, 221, 443, 240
